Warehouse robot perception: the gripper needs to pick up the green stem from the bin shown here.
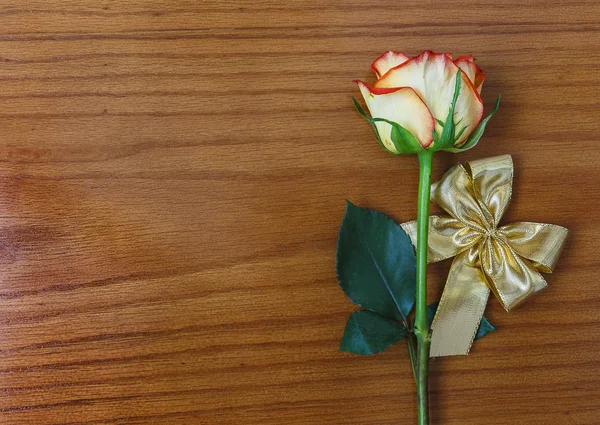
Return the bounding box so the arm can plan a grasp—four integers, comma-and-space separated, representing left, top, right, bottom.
414, 150, 433, 425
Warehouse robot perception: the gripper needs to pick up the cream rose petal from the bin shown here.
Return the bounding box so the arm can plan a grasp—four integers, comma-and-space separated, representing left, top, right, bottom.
370, 51, 410, 79
356, 81, 435, 150
375, 51, 484, 147
454, 55, 485, 93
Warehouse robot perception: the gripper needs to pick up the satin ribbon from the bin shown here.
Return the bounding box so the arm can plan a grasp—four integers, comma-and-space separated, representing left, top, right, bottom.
401, 155, 568, 357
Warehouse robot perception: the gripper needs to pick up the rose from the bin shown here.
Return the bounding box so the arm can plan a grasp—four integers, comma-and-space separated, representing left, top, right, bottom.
353, 50, 500, 154
348, 50, 501, 423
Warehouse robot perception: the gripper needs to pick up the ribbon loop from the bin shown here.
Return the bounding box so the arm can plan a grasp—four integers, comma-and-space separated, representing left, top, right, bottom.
431, 163, 489, 233
479, 235, 547, 311
466, 155, 513, 227
498, 222, 568, 273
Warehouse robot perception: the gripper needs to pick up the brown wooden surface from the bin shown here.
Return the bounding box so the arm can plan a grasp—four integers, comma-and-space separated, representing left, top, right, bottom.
0, 1, 599, 424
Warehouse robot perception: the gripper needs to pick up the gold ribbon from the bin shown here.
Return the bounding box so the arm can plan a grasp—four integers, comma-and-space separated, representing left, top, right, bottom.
401, 155, 568, 357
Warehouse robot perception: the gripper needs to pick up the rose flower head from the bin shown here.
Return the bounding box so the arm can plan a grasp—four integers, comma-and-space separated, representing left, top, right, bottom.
353, 51, 500, 154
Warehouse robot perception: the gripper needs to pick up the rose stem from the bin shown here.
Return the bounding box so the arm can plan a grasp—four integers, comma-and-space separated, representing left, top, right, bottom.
414, 149, 433, 425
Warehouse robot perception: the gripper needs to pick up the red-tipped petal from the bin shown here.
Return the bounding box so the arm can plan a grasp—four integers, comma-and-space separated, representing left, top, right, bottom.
454, 54, 473, 62
356, 80, 435, 149
454, 55, 485, 93
353, 80, 405, 95
370, 51, 410, 79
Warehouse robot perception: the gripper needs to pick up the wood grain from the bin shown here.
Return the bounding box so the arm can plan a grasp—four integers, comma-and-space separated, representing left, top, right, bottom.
0, 1, 598, 424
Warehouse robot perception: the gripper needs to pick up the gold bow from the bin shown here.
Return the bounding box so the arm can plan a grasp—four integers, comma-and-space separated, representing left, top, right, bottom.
401, 155, 568, 357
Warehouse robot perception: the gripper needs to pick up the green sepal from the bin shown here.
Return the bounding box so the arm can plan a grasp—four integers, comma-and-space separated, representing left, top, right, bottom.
351, 97, 423, 154
434, 69, 462, 151
337, 201, 417, 321
372, 117, 423, 154
454, 125, 468, 143
352, 97, 396, 155
340, 310, 407, 355
426, 302, 496, 341
351, 96, 372, 122
447, 94, 501, 153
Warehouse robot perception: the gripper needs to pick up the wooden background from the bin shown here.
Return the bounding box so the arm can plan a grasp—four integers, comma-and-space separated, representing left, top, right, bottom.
0, 1, 598, 424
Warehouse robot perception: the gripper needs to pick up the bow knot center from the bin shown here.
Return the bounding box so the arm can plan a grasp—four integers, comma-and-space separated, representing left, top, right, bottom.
482, 226, 498, 239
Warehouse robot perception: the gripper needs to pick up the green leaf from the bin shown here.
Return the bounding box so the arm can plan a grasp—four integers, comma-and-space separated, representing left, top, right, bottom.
436, 69, 462, 150
426, 302, 438, 327
340, 310, 407, 355
448, 94, 501, 152
426, 302, 496, 341
474, 316, 497, 341
337, 201, 417, 321
435, 118, 445, 127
